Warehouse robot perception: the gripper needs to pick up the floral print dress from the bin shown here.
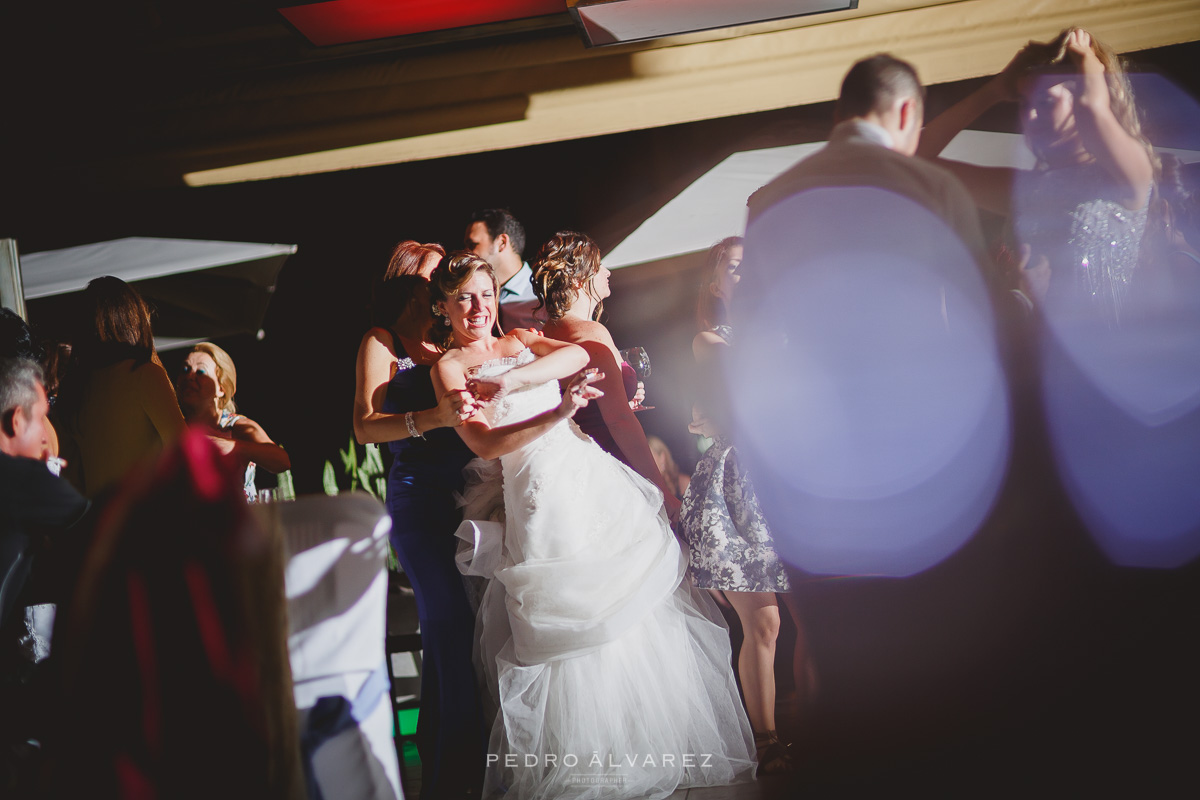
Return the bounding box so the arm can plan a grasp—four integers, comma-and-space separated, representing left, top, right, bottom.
679, 326, 790, 593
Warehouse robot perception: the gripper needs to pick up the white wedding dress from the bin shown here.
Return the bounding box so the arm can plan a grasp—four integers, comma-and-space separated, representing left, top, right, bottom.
456, 349, 756, 799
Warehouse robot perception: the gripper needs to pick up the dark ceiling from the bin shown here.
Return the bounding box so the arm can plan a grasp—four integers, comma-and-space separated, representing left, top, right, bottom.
3, 1, 576, 193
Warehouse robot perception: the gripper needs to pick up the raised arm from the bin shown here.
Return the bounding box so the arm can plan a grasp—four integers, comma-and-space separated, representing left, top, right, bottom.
353, 327, 475, 445
1064, 30, 1153, 209
227, 416, 291, 473
467, 330, 589, 402
917, 45, 1044, 215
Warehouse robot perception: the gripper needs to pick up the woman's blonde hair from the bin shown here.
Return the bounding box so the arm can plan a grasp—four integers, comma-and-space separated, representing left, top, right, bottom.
531, 231, 604, 321
1024, 27, 1158, 175
189, 342, 238, 414
428, 252, 498, 351
646, 435, 684, 498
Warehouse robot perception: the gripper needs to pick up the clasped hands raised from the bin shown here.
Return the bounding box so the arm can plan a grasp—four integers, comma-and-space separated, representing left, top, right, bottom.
453, 368, 605, 424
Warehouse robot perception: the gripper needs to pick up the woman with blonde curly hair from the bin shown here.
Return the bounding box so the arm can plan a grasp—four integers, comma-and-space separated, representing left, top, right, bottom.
918, 27, 1156, 323
176, 341, 290, 500
532, 230, 681, 520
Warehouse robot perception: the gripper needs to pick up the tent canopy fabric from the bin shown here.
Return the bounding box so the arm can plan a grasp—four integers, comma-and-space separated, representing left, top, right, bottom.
21, 237, 296, 300
604, 130, 1200, 270
21, 237, 297, 348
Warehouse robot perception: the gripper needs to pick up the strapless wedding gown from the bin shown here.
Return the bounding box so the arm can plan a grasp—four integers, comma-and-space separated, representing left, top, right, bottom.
456, 348, 755, 799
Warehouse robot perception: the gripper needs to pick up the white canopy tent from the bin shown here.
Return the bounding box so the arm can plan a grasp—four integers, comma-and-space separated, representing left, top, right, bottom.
604, 130, 1200, 269
20, 237, 297, 349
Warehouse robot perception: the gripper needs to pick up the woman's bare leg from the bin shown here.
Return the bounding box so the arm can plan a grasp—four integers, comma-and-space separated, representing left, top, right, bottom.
780, 590, 816, 705
724, 591, 781, 735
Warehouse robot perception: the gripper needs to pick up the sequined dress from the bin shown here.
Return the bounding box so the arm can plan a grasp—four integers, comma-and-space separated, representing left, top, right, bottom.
1014, 162, 1148, 324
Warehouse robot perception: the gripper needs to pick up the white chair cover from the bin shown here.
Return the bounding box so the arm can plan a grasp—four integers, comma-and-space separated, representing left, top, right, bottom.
282, 492, 403, 800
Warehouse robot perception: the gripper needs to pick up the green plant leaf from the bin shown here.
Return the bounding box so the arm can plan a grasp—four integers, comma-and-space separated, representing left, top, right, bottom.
277, 470, 296, 501
362, 442, 385, 477
322, 461, 339, 496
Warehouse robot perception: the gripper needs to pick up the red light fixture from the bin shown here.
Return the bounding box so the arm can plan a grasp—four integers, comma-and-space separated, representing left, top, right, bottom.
278, 0, 567, 47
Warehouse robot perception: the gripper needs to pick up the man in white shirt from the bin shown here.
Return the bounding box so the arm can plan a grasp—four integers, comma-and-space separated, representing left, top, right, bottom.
464, 208, 544, 332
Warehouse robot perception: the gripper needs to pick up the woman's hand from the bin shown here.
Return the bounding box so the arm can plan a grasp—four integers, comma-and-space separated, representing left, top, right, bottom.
687, 404, 719, 439
629, 381, 646, 411
1016, 244, 1051, 302
556, 369, 604, 420
435, 389, 480, 428
1064, 28, 1104, 76
468, 371, 517, 403
994, 40, 1053, 101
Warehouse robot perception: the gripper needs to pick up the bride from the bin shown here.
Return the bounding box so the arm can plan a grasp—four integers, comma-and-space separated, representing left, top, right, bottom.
429, 252, 756, 798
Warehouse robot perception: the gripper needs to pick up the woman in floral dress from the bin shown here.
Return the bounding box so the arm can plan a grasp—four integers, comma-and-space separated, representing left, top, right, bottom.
679, 236, 813, 773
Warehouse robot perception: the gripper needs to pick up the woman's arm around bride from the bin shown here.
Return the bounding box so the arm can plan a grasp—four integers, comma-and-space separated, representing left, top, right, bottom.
428, 252, 602, 460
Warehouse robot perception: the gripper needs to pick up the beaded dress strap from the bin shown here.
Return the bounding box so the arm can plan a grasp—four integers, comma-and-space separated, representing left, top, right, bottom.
386, 329, 417, 372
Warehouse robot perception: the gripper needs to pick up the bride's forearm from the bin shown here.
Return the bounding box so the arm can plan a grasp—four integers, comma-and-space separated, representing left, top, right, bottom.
457, 406, 571, 460
507, 343, 588, 389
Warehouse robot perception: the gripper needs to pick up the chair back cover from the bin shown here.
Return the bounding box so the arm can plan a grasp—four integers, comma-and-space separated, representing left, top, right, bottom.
282, 492, 402, 800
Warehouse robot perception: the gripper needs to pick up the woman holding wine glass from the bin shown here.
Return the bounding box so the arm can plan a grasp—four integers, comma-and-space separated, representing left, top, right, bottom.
680, 236, 813, 774
532, 230, 681, 519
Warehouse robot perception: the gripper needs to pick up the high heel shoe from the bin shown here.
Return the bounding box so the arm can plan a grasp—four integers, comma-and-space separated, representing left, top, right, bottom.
754, 730, 795, 775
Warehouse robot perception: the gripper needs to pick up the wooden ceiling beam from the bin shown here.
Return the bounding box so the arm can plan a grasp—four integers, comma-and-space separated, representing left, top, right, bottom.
90, 0, 1200, 185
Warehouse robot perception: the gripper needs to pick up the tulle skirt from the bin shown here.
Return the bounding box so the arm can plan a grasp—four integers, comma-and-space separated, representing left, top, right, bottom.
457, 419, 756, 799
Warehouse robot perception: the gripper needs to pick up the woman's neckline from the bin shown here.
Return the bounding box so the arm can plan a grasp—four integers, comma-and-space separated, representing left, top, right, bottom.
478, 346, 530, 368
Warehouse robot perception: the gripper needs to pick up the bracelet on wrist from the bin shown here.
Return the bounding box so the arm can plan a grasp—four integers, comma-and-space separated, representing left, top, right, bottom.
405, 410, 425, 440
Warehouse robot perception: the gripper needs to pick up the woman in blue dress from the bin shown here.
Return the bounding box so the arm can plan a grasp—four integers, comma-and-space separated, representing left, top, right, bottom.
353, 239, 484, 799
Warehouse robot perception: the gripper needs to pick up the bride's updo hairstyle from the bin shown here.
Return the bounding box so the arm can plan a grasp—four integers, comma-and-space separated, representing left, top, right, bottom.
428, 251, 498, 350
531, 231, 604, 321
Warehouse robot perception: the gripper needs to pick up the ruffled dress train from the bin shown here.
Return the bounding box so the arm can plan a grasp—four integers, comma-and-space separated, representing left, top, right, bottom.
456, 349, 756, 799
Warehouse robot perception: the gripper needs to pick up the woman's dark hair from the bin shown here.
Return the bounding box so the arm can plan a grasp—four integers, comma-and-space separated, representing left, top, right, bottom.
531, 231, 603, 321
0, 306, 44, 363
74, 276, 156, 366
56, 277, 157, 425
427, 252, 498, 351
369, 240, 445, 328
697, 236, 744, 331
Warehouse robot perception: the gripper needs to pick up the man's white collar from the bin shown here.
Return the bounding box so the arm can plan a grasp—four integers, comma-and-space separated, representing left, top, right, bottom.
833, 119, 895, 150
